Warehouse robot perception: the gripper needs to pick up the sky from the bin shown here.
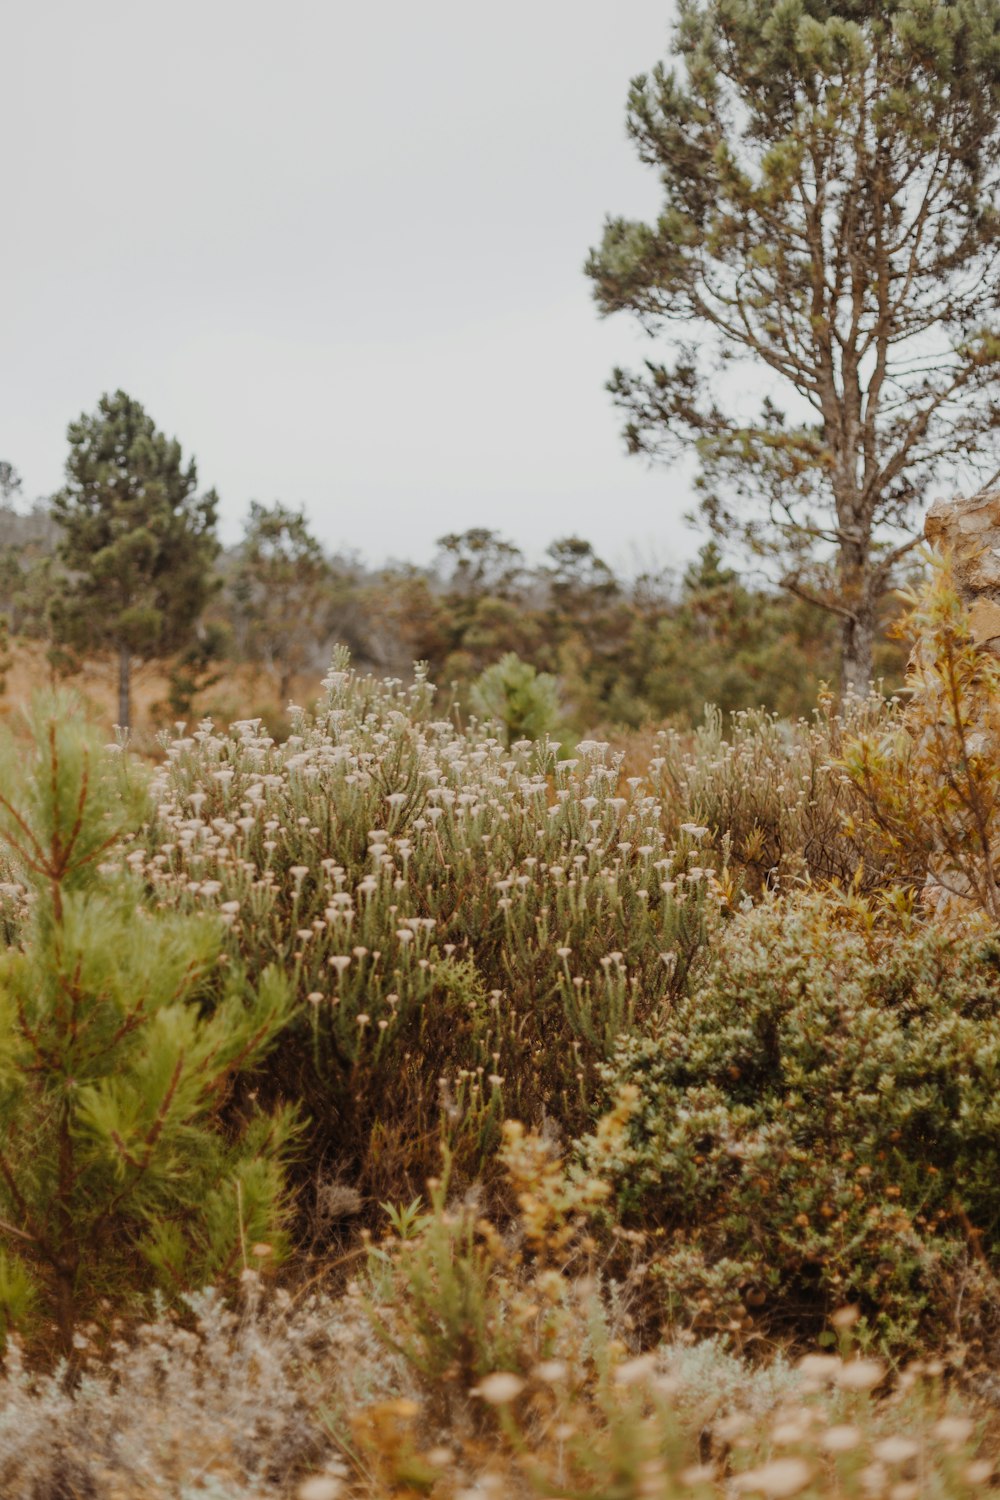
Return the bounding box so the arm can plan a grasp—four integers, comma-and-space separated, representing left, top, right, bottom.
2, 0, 698, 574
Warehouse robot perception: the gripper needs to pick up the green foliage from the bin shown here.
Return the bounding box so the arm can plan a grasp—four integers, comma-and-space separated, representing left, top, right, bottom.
367, 1152, 520, 1394
0, 464, 22, 507
50, 390, 220, 728
0, 696, 296, 1350
159, 620, 230, 724
620, 544, 846, 725
435, 527, 524, 602
588, 893, 1000, 1348
588, 0, 1000, 690
0, 458, 908, 731
470, 651, 562, 745
0, 617, 12, 697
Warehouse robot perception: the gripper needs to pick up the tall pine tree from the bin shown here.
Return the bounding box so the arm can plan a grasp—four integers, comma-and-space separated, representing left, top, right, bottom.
51, 391, 220, 728
588, 0, 1000, 694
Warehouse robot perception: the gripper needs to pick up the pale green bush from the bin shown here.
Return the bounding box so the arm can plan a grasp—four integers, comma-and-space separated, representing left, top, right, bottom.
470, 650, 563, 745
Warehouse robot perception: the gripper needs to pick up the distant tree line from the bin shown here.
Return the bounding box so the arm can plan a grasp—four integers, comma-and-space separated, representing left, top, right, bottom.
0, 391, 907, 735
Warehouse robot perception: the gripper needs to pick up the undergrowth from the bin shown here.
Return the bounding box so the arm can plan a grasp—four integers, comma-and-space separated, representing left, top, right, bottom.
0, 563, 998, 1496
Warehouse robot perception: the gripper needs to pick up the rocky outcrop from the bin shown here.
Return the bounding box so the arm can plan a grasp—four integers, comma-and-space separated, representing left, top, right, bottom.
924, 489, 1000, 652
920, 489, 1000, 920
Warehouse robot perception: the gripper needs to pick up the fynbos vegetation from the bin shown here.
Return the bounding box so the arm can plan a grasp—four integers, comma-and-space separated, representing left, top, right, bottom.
9, 3, 1000, 1495
0, 552, 997, 1494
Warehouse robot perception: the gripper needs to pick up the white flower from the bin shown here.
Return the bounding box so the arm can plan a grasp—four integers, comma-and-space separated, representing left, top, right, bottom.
472, 1372, 524, 1405
733, 1459, 811, 1498
835, 1358, 885, 1391
964, 1461, 994, 1485
680, 1465, 717, 1487
872, 1437, 920, 1466
820, 1425, 862, 1454
298, 1477, 342, 1500
932, 1416, 974, 1447
797, 1353, 840, 1380
613, 1353, 657, 1387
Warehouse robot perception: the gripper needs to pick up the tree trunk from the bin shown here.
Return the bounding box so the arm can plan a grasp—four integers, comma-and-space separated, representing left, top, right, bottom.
835, 512, 877, 698
840, 609, 875, 699
118, 644, 131, 730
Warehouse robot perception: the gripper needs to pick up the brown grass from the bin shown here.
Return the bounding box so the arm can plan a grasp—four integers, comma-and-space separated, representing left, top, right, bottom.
0, 639, 324, 745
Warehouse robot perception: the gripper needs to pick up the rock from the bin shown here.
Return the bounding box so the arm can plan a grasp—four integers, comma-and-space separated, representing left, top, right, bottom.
966, 598, 1000, 647
925, 491, 1000, 613
920, 490, 1000, 919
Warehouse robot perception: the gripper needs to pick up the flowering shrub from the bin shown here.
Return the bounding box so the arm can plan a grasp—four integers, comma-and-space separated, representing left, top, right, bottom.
128, 650, 723, 1199
587, 893, 1000, 1347
647, 693, 920, 896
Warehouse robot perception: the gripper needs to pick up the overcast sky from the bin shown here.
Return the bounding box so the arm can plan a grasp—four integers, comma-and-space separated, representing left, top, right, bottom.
3, 0, 697, 572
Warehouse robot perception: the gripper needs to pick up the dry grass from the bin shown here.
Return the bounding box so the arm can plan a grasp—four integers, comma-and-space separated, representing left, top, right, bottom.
0, 638, 322, 745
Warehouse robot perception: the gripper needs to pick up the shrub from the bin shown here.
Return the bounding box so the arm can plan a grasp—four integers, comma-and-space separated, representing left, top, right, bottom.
469, 650, 562, 745
359, 1097, 989, 1500
0, 697, 297, 1352
365, 1093, 632, 1415
843, 557, 1000, 922
647, 693, 920, 896
584, 893, 1000, 1349
129, 651, 723, 1202
0, 1285, 351, 1499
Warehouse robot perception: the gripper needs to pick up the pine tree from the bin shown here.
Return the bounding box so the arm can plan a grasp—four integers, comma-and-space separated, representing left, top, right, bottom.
0, 697, 296, 1353
51, 392, 220, 729
470, 653, 561, 744
230, 501, 332, 703
587, 0, 1000, 695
